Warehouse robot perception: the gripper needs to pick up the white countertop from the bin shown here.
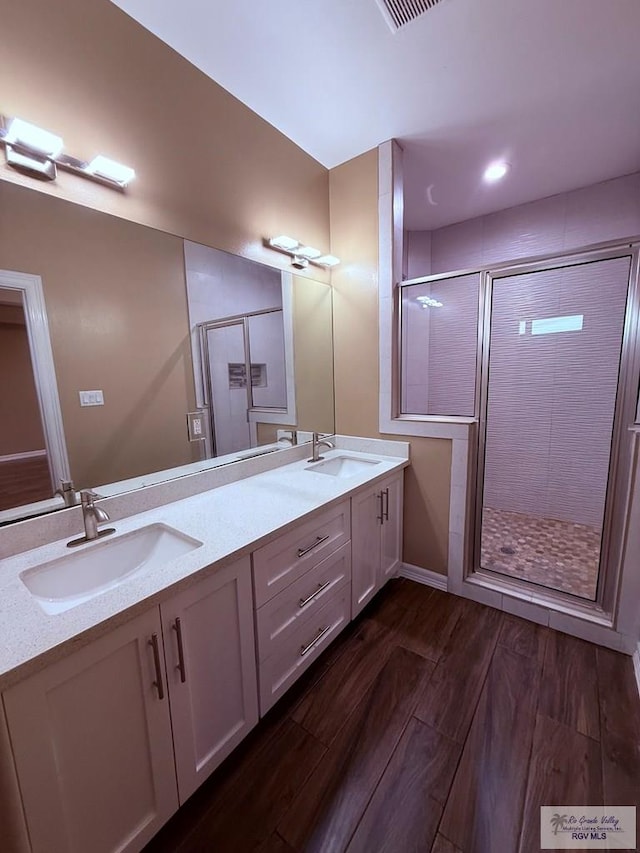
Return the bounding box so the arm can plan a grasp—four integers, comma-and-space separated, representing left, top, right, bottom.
0, 444, 408, 689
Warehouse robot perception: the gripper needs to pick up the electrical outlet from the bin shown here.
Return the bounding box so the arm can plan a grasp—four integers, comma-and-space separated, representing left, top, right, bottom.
187, 411, 206, 442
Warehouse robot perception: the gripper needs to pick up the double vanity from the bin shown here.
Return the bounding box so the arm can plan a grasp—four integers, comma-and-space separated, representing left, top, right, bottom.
0, 436, 409, 853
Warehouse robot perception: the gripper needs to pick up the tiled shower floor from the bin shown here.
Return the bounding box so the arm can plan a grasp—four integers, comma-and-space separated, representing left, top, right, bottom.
481, 506, 601, 600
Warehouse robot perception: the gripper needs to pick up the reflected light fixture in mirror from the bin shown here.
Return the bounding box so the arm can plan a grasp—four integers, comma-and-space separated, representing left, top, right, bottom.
417, 295, 443, 308
0, 114, 136, 189
267, 235, 340, 269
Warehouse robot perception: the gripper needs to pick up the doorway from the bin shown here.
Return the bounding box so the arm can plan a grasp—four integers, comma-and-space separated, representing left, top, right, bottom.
0, 270, 69, 512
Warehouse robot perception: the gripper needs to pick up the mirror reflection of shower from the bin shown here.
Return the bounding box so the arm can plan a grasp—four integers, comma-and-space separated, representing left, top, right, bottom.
198, 309, 287, 457
184, 240, 293, 460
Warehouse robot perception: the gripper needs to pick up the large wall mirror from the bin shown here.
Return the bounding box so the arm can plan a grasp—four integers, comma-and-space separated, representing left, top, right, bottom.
0, 180, 335, 524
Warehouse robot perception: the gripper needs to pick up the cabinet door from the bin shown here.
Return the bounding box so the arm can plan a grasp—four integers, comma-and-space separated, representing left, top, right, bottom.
3, 608, 178, 853
162, 557, 259, 803
351, 483, 382, 617
380, 472, 404, 582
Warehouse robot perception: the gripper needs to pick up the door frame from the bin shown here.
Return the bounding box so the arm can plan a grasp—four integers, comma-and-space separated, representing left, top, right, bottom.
471, 244, 640, 620
0, 269, 70, 490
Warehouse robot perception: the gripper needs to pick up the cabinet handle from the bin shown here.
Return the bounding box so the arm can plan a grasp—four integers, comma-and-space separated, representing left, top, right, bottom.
300, 624, 331, 657
299, 579, 332, 609
149, 633, 165, 700
297, 534, 329, 558
173, 618, 187, 684
383, 487, 390, 522
377, 492, 384, 525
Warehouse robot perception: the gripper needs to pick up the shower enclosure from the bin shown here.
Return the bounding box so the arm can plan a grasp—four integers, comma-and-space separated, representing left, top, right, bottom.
400, 244, 639, 606
476, 253, 633, 601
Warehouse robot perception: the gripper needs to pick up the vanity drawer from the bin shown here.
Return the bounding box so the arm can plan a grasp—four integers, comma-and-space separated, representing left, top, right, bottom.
255, 542, 351, 661
252, 500, 350, 607
259, 582, 351, 714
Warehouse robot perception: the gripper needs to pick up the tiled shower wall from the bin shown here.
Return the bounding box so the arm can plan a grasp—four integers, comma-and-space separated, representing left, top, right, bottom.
407, 172, 640, 278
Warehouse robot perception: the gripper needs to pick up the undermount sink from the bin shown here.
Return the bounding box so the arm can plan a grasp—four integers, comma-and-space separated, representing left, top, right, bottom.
20, 523, 203, 615
305, 455, 381, 478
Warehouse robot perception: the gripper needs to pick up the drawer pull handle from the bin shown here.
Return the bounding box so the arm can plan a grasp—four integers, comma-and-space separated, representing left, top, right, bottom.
297, 534, 329, 558
383, 487, 390, 522
173, 618, 187, 683
300, 624, 331, 657
299, 579, 332, 609
377, 492, 384, 525
149, 633, 165, 700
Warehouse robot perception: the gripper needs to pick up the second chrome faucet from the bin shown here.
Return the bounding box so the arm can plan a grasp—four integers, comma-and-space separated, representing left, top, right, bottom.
308, 432, 335, 463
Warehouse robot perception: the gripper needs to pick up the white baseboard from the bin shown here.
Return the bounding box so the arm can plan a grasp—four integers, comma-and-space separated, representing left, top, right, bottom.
398, 562, 448, 592
0, 450, 46, 463
633, 643, 640, 699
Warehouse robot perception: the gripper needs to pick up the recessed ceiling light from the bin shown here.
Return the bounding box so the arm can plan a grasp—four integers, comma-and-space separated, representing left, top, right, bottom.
483, 161, 510, 183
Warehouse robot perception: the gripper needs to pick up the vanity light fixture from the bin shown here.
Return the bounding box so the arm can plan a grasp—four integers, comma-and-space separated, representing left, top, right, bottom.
0, 114, 136, 190
315, 254, 340, 268
2, 117, 64, 181
266, 236, 340, 269
5, 118, 64, 158
269, 235, 300, 251
295, 245, 322, 260
86, 155, 136, 187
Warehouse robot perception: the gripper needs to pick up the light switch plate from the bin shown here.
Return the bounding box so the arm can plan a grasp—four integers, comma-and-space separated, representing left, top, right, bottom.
79, 390, 104, 407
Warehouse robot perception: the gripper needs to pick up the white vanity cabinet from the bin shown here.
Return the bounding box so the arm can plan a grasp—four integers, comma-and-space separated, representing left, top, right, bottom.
160, 557, 259, 802
3, 556, 258, 853
253, 500, 352, 713
3, 607, 179, 853
351, 471, 404, 617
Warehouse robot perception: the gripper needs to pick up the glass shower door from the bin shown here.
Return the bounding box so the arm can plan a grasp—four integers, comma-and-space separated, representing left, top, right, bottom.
478, 255, 631, 600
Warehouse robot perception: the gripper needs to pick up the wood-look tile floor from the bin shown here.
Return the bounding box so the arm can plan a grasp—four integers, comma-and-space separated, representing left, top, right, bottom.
144, 579, 640, 853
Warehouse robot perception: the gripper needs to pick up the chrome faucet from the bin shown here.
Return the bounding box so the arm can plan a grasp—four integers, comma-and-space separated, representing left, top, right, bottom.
308, 432, 335, 463
67, 490, 115, 547
56, 479, 79, 507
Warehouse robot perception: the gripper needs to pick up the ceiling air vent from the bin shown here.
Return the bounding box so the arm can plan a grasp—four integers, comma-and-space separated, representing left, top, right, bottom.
375, 0, 443, 32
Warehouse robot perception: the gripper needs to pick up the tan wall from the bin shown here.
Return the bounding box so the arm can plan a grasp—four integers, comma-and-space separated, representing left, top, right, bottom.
292, 276, 335, 434
0, 182, 197, 489
241, 274, 336, 446
0, 0, 329, 280
329, 150, 452, 575
0, 307, 46, 455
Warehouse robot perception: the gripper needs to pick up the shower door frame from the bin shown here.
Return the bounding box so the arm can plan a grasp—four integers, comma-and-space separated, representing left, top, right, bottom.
472, 243, 640, 618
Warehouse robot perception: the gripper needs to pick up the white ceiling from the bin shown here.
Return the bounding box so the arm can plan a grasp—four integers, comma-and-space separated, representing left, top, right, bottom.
111, 0, 640, 229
